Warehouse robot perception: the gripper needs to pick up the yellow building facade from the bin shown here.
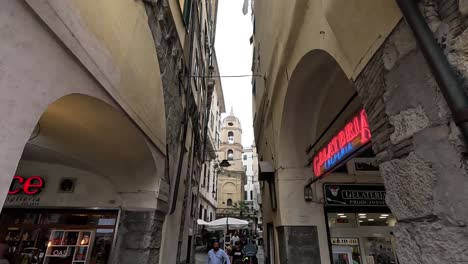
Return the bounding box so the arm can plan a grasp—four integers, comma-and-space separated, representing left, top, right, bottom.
217, 111, 246, 217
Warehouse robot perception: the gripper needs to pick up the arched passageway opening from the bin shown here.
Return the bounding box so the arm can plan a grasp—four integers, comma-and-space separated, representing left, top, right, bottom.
0, 94, 161, 264
271, 50, 395, 264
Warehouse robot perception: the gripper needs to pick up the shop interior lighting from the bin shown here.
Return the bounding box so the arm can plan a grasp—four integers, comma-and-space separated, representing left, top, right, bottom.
359, 215, 367, 218
359, 220, 364, 223
381, 214, 389, 217
368, 219, 375, 221
358, 213, 366, 216
339, 215, 348, 218
379, 216, 387, 219
337, 213, 345, 216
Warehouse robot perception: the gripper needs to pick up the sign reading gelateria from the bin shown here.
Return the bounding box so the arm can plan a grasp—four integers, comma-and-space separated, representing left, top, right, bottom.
312, 109, 371, 177
324, 184, 386, 206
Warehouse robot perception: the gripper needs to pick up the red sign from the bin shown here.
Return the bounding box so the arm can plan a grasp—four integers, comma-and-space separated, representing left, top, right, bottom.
9, 176, 45, 195
313, 109, 371, 177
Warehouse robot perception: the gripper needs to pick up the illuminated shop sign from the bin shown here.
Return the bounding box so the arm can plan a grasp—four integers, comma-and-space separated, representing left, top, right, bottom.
8, 176, 45, 195
312, 109, 371, 177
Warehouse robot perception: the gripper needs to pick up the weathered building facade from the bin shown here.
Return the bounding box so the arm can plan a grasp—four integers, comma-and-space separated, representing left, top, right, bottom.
252, 0, 468, 263
0, 0, 221, 263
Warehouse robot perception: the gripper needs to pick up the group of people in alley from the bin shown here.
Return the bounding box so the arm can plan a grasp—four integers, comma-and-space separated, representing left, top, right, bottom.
207, 233, 258, 264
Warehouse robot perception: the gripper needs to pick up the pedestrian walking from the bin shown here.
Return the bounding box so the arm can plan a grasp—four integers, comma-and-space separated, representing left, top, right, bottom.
208, 241, 231, 264
242, 240, 258, 264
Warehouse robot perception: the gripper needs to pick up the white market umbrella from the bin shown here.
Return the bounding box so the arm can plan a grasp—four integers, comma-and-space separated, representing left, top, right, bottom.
205, 217, 249, 231
197, 219, 209, 225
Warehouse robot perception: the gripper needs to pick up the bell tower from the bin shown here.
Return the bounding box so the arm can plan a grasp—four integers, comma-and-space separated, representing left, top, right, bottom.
219, 108, 243, 171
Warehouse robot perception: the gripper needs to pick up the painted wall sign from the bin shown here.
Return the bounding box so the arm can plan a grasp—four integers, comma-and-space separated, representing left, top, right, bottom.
324, 184, 386, 206
8, 176, 45, 195
312, 109, 371, 177
5, 196, 41, 206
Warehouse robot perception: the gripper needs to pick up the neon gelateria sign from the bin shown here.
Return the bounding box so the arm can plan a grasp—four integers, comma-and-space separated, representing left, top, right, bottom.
312, 109, 371, 177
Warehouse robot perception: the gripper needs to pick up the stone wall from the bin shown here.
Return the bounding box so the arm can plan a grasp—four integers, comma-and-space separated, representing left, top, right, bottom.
277, 226, 321, 264
112, 211, 165, 264
354, 1, 468, 263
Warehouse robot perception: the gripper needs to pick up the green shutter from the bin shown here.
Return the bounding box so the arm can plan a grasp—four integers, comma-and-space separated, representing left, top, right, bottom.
183, 0, 192, 26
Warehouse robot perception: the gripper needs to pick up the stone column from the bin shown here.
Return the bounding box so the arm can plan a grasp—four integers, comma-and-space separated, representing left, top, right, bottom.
355, 2, 468, 262
112, 210, 165, 264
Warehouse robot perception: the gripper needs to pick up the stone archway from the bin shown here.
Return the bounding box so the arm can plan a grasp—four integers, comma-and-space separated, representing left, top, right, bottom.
14, 94, 161, 209
274, 49, 361, 263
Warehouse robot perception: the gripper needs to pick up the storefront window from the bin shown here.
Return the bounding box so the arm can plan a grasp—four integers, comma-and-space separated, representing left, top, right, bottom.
0, 209, 118, 264
328, 213, 397, 228
327, 212, 398, 264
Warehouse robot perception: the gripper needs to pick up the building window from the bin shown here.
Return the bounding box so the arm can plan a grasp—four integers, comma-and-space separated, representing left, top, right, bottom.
193, 55, 199, 90
227, 199, 233, 206
199, 205, 203, 219
245, 191, 248, 200
227, 150, 234, 160
210, 113, 215, 131
243, 155, 247, 160
210, 212, 213, 221
228, 131, 234, 144
191, 194, 196, 217
244, 165, 247, 171
203, 164, 207, 186
207, 168, 211, 191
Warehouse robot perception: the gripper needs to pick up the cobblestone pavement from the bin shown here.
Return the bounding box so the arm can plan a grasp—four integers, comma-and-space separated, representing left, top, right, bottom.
195, 246, 265, 264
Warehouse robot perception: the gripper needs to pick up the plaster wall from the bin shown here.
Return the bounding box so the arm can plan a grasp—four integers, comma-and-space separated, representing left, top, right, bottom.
25, 0, 167, 152
252, 0, 400, 158
7, 161, 118, 209
0, 0, 121, 212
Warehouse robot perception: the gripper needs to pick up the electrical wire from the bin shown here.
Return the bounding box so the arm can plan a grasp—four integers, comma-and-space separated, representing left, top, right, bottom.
181, 74, 264, 78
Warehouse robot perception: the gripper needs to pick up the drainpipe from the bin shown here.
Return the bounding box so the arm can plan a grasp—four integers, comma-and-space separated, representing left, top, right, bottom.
396, 0, 468, 146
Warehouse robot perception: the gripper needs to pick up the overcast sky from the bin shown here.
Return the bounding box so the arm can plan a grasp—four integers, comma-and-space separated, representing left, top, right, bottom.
215, 0, 254, 147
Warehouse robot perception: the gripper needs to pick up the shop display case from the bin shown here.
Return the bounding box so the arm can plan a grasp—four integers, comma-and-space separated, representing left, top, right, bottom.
43, 230, 94, 264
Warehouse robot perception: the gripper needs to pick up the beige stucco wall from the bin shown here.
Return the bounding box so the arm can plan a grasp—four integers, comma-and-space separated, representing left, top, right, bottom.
0, 0, 168, 212
26, 0, 167, 152
5, 160, 159, 210
253, 0, 401, 158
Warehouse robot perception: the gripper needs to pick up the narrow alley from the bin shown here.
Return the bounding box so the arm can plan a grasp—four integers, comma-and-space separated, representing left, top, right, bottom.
0, 0, 467, 264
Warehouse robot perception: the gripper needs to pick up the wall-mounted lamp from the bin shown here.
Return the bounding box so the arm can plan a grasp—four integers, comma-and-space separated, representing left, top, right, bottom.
304, 185, 313, 202
219, 159, 231, 167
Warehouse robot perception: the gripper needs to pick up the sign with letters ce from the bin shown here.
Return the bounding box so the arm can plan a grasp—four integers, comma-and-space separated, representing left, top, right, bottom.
9, 176, 45, 195
324, 184, 386, 206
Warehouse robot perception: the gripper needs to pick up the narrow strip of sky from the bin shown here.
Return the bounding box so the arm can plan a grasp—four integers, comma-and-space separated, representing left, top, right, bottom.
215, 0, 254, 146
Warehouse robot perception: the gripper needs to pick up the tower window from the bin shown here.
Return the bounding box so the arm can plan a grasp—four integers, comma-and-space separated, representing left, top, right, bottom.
227, 149, 234, 160
227, 198, 233, 206
228, 131, 234, 144
228, 122, 234, 126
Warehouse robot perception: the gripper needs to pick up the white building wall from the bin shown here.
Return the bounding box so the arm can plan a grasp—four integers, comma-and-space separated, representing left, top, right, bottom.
242, 145, 260, 211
